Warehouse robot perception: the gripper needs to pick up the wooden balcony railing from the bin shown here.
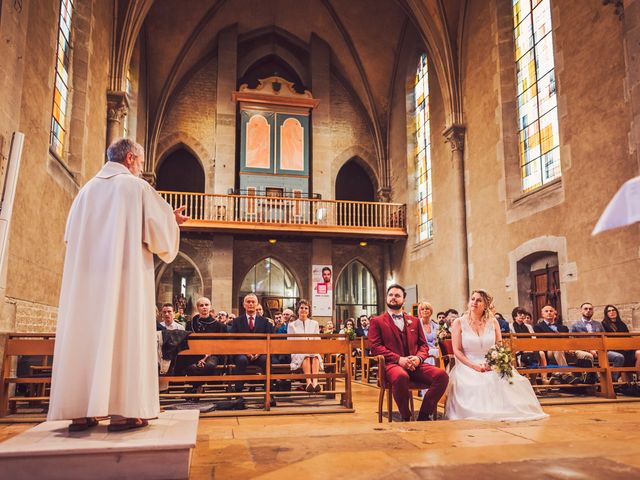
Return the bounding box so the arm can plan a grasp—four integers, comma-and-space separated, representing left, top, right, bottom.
159, 191, 407, 238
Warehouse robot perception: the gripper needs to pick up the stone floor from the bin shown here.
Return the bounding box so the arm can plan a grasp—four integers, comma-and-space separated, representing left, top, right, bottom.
2, 382, 640, 479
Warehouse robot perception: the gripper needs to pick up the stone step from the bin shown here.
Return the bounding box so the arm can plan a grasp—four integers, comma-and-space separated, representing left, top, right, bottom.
0, 410, 199, 480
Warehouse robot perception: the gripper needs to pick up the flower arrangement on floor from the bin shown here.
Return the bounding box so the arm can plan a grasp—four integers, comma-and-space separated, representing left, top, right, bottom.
485, 343, 514, 383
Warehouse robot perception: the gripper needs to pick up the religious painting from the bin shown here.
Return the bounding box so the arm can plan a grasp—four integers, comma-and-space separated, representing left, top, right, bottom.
279, 118, 304, 171
245, 114, 271, 169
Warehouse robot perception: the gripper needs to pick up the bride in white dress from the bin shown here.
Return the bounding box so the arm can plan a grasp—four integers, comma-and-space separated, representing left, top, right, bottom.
446, 289, 547, 421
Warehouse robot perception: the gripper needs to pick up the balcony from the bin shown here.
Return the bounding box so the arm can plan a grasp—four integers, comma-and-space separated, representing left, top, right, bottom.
160, 191, 407, 240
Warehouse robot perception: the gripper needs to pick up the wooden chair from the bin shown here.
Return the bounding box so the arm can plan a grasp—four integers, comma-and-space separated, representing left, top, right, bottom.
375, 355, 429, 423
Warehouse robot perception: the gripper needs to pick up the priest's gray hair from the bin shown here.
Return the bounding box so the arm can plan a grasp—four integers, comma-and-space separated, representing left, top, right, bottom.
106, 138, 144, 163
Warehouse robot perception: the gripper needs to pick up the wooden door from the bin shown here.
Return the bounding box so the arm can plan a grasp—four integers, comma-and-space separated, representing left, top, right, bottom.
530, 265, 561, 322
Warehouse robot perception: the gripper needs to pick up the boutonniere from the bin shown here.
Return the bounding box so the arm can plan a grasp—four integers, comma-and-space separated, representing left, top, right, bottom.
406, 319, 412, 326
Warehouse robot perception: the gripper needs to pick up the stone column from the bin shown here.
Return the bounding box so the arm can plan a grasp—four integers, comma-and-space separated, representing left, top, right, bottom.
310, 34, 332, 199
106, 91, 128, 147
443, 124, 469, 307
623, 0, 640, 172
213, 26, 238, 194
311, 238, 332, 325
211, 235, 234, 312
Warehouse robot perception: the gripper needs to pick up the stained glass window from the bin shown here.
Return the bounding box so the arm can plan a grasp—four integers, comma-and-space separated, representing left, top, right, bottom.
513, 0, 560, 192
414, 53, 433, 242
50, 0, 74, 158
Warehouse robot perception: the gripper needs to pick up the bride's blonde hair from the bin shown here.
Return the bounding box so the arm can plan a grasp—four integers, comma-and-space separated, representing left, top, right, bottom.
467, 289, 494, 323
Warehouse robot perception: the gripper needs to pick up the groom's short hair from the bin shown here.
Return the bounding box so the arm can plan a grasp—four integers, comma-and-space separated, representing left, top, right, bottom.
386, 284, 406, 297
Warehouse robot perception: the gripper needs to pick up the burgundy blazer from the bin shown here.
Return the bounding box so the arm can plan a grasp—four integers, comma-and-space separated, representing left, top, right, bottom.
369, 312, 429, 365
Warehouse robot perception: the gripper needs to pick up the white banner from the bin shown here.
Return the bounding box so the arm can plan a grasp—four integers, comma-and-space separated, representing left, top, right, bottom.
312, 264, 333, 317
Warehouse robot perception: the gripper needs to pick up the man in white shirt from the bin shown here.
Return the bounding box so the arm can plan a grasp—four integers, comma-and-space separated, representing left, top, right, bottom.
161, 303, 185, 330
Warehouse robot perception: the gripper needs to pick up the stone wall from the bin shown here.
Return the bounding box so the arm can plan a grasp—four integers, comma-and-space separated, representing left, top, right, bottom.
0, 0, 112, 334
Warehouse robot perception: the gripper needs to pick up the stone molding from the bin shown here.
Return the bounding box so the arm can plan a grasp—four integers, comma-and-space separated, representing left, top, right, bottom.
106, 91, 129, 123
443, 124, 465, 152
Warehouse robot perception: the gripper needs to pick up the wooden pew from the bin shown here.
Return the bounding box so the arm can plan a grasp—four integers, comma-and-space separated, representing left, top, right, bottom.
506, 332, 620, 398
0, 332, 353, 418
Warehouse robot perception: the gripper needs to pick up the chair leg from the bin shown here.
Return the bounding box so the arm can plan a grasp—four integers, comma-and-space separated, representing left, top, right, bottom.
387, 386, 393, 422
409, 393, 415, 421
378, 387, 384, 423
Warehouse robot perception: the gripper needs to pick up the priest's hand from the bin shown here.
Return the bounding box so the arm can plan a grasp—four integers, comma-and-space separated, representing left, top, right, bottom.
174, 206, 189, 225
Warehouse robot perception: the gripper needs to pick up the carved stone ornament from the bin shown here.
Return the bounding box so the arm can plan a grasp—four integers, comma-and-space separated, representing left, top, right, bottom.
141, 171, 156, 187
106, 91, 129, 123
238, 76, 313, 99
377, 186, 391, 202
443, 125, 466, 152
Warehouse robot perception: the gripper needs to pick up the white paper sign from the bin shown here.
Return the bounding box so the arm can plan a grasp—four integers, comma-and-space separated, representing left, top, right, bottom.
312, 264, 333, 317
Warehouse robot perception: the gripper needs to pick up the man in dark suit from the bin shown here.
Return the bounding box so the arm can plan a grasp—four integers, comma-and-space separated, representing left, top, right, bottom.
230, 293, 272, 392
369, 284, 449, 421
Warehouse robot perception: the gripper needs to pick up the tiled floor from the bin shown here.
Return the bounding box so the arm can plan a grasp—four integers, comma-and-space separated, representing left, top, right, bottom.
2, 382, 640, 479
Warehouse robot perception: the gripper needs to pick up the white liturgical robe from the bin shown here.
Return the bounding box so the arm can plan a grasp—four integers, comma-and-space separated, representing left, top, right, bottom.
47, 161, 180, 420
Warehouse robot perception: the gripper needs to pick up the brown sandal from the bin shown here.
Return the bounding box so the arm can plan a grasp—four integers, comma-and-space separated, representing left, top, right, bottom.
68, 417, 99, 432
107, 418, 149, 432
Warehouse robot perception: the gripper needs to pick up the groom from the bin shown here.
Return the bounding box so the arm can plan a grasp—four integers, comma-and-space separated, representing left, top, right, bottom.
369, 284, 449, 421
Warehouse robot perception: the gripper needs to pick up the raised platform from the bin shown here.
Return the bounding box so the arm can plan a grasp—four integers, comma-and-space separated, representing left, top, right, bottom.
0, 410, 199, 480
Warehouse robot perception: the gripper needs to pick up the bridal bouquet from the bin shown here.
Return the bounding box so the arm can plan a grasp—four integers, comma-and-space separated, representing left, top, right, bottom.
485, 343, 514, 383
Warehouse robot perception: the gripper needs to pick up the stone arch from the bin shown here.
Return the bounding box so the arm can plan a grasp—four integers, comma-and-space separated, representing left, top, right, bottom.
506, 236, 576, 322
155, 133, 210, 174
237, 28, 309, 88
331, 147, 380, 200
334, 258, 380, 323
155, 251, 206, 315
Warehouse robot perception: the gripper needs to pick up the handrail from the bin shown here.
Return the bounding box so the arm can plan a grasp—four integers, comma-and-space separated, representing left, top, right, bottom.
158, 191, 407, 230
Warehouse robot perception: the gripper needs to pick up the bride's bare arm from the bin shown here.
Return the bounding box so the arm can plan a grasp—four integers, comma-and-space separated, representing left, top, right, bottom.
451, 318, 489, 372
494, 319, 503, 343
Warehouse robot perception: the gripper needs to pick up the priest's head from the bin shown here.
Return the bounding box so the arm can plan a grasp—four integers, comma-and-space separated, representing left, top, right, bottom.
107, 138, 145, 177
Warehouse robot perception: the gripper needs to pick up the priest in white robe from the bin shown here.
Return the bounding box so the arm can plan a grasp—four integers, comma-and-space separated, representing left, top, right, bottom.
47, 138, 186, 432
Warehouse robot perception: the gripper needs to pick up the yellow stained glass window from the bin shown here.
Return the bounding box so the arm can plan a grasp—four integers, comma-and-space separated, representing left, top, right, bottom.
513, 0, 560, 192
50, 0, 74, 158
414, 53, 433, 242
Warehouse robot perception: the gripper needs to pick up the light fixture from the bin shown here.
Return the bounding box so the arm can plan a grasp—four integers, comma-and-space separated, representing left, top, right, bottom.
359, 241, 367, 247
268, 239, 277, 244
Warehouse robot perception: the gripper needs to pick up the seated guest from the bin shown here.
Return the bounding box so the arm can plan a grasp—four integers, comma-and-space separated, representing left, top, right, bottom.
339, 318, 357, 336
174, 306, 189, 328
184, 297, 227, 393
230, 293, 272, 392
357, 315, 370, 337
436, 311, 446, 325
417, 301, 440, 366
444, 309, 459, 331
288, 299, 323, 393
571, 302, 625, 380
533, 305, 577, 384
524, 311, 534, 326
325, 320, 336, 334
273, 311, 283, 330
277, 308, 294, 334
602, 304, 640, 382
161, 303, 185, 330
510, 306, 548, 383
256, 303, 274, 326
216, 310, 228, 325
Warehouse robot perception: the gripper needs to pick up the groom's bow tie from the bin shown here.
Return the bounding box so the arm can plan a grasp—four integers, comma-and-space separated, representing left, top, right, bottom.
391, 314, 403, 320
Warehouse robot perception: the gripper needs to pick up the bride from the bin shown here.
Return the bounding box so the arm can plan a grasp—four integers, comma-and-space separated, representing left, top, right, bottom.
446, 289, 547, 421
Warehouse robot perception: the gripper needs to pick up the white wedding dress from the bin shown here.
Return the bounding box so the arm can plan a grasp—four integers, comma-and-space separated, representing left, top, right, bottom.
445, 317, 547, 421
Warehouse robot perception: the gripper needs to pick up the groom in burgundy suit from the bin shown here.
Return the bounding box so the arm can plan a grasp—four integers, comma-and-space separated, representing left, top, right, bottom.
369, 284, 449, 421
